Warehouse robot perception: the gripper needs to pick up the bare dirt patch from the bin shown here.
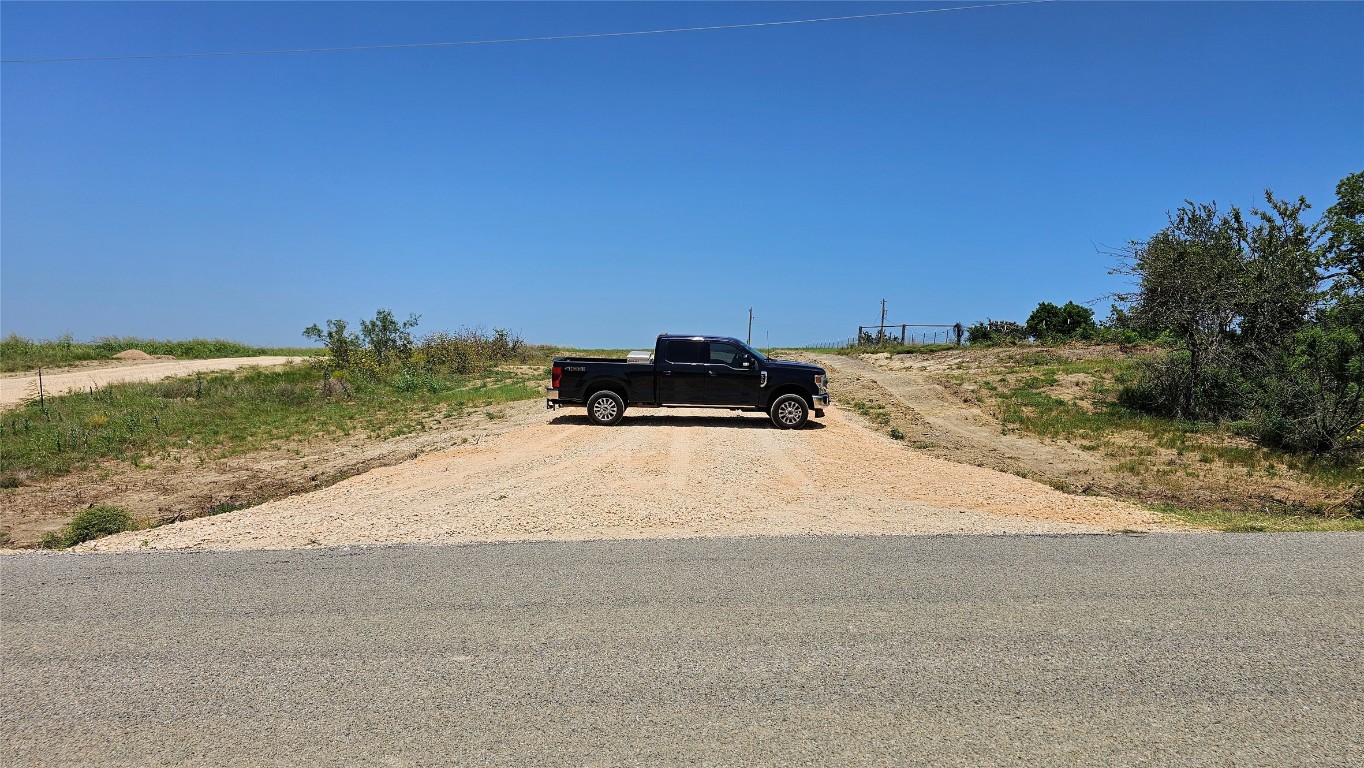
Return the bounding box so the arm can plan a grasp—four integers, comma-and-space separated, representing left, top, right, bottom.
83, 401, 1170, 552
111, 349, 156, 361
0, 356, 306, 410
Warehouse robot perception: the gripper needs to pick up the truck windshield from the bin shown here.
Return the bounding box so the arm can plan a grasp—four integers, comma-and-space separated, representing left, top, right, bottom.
739, 341, 767, 362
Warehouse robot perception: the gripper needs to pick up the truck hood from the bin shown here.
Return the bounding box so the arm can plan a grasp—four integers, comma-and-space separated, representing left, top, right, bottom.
764, 359, 825, 375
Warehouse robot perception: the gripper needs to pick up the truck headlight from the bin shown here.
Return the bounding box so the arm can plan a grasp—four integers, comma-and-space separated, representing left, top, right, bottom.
815, 374, 828, 391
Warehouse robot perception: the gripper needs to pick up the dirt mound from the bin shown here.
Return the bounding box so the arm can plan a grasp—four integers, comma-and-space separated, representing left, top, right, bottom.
111, 349, 154, 361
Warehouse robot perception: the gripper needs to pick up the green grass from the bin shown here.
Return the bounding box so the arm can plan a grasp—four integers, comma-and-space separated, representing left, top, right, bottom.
1153, 504, 1364, 532
1, 334, 320, 372
0, 362, 544, 481
984, 352, 1359, 487
847, 399, 893, 426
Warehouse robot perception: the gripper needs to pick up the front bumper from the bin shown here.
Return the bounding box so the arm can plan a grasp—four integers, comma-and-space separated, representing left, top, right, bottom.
812, 393, 829, 416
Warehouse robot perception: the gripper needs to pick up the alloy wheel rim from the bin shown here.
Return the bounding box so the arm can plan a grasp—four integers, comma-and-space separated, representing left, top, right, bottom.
778, 401, 803, 425
594, 398, 619, 421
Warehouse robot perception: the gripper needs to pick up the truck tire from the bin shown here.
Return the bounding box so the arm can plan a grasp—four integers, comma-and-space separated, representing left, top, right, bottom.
586, 390, 626, 426
769, 393, 809, 429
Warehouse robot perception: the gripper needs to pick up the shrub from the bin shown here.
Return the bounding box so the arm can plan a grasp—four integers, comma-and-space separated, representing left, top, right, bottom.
42, 505, 137, 548
359, 309, 420, 367
1250, 307, 1363, 454
1025, 301, 1097, 341
966, 320, 1026, 346
416, 327, 524, 375
392, 369, 442, 394
1118, 352, 1247, 420
302, 319, 361, 369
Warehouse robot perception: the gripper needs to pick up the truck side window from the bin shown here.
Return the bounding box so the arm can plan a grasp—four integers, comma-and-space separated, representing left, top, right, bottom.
664, 340, 705, 364
707, 342, 743, 367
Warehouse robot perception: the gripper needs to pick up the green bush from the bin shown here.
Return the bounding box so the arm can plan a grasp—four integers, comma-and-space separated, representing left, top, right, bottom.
42, 505, 137, 548
966, 320, 1026, 346
392, 369, 442, 394
1025, 301, 1097, 341
303, 309, 525, 380
414, 327, 524, 375
1109, 171, 1364, 458
1118, 352, 1247, 421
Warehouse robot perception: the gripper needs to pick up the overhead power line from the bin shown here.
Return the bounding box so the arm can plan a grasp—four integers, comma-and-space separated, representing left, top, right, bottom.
2, 0, 1054, 65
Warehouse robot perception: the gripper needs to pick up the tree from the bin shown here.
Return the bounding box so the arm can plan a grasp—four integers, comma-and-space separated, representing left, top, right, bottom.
1025, 301, 1096, 341
302, 318, 360, 369
1113, 172, 1363, 456
1322, 170, 1363, 295
1233, 193, 1322, 367
359, 309, 421, 367
1112, 201, 1247, 417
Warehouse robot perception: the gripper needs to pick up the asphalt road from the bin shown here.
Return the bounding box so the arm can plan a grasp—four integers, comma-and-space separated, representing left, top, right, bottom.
3, 534, 1361, 767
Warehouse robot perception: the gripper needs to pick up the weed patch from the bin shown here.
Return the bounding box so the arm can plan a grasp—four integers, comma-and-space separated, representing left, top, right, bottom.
1154, 504, 1364, 532
41, 505, 137, 548
0, 363, 545, 481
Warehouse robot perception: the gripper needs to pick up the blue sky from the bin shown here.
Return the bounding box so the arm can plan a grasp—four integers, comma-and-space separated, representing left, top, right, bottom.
3, 1, 1361, 348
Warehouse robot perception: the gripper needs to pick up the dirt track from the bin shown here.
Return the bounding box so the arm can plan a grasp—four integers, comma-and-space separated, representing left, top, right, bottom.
0, 357, 306, 410
805, 352, 1110, 488
87, 400, 1172, 552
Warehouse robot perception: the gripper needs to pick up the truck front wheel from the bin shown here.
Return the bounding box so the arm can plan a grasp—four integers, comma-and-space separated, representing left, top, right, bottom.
586, 391, 626, 426
769, 394, 809, 429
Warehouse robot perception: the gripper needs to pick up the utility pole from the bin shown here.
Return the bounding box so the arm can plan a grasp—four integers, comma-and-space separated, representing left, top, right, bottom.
879, 298, 887, 342
747, 308, 754, 345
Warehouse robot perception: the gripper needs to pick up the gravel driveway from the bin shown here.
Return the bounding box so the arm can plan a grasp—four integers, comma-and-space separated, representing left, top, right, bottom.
85, 402, 1172, 552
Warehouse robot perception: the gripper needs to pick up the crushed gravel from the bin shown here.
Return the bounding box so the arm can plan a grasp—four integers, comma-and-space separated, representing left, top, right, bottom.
85, 403, 1173, 553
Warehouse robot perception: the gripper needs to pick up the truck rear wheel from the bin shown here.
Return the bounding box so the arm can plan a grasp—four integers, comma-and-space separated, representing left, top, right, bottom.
586, 390, 626, 426
769, 394, 809, 429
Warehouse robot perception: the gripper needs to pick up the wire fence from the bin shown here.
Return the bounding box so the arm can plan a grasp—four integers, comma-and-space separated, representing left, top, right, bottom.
803, 338, 857, 349
857, 323, 965, 346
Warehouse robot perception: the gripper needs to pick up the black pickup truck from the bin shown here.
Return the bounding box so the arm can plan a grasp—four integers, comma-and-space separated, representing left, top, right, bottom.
547, 334, 830, 428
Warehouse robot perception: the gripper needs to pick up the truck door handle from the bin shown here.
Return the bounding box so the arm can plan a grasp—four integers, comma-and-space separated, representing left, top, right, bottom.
708, 371, 716, 376
662, 370, 672, 376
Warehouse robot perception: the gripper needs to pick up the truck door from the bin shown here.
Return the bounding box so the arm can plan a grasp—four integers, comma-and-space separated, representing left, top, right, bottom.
703, 341, 762, 406
657, 339, 708, 404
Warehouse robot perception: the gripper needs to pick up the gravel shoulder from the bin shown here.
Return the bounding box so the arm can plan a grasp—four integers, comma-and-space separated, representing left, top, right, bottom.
86, 400, 1172, 552
0, 357, 307, 410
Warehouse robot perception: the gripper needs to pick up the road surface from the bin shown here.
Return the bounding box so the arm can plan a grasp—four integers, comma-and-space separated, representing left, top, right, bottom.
3, 534, 1360, 766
